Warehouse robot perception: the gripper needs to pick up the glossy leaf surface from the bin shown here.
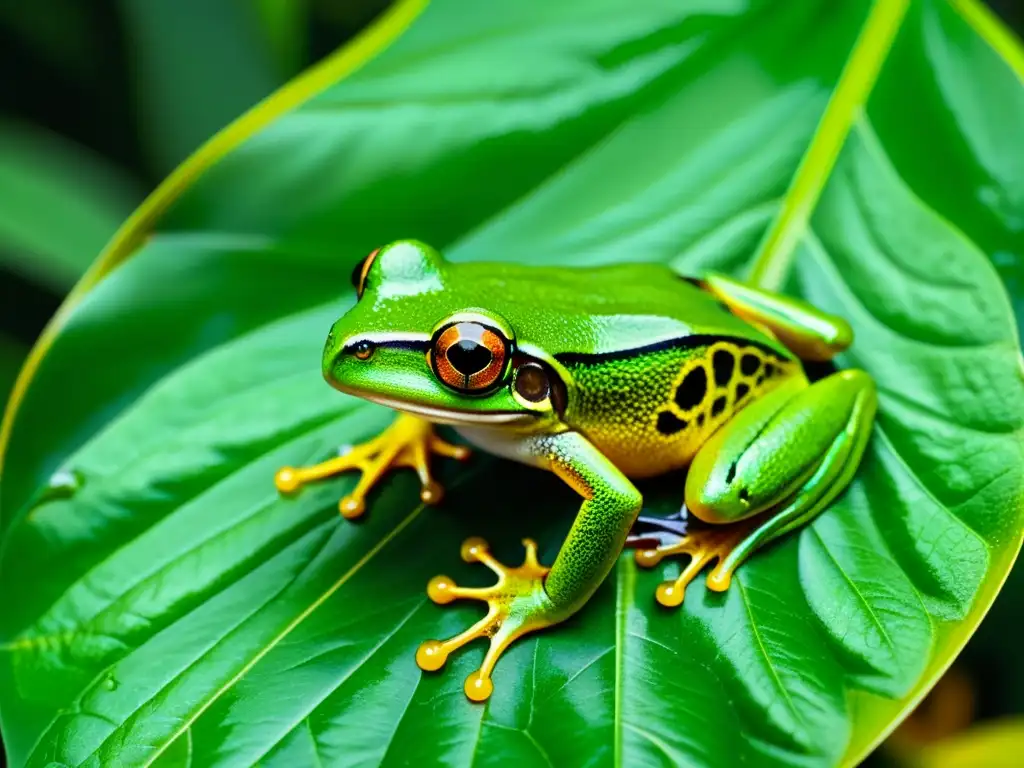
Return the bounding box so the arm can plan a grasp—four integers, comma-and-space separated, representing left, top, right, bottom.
2, 1, 1022, 766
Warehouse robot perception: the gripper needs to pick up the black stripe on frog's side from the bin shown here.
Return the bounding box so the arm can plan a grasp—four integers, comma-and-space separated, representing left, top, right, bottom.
554, 334, 791, 366
342, 338, 430, 354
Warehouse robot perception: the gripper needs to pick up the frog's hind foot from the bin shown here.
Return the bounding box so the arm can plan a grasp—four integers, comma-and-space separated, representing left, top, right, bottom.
416, 537, 556, 702
274, 413, 470, 519
636, 369, 877, 608
634, 521, 756, 607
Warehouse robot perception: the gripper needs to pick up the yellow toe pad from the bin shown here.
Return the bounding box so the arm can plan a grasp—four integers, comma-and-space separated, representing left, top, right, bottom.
274, 414, 469, 519
416, 537, 554, 702
634, 522, 754, 607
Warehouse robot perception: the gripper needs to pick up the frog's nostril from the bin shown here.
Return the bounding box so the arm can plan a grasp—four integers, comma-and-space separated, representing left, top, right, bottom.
447, 339, 492, 375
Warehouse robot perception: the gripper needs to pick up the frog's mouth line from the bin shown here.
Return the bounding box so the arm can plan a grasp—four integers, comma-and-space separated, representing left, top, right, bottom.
356, 392, 535, 427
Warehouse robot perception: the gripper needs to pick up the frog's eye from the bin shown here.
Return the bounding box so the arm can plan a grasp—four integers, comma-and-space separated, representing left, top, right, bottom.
351, 248, 380, 299
431, 321, 509, 393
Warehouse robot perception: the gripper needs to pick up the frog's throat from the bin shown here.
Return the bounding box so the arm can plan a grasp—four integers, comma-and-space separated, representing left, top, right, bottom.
357, 391, 535, 427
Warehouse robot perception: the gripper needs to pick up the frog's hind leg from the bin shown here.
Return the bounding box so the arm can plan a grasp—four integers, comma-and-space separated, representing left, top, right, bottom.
274, 413, 469, 519
635, 369, 876, 607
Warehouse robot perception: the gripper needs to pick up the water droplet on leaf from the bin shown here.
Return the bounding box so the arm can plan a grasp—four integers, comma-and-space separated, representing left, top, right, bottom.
33, 469, 84, 506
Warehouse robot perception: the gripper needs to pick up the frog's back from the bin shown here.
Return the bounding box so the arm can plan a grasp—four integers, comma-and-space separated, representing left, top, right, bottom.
452, 261, 784, 359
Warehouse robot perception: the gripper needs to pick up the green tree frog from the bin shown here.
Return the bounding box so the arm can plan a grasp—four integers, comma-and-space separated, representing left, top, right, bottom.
274, 240, 876, 702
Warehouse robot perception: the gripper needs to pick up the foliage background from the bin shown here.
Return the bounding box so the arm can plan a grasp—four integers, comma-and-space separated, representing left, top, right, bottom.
0, 1, 1021, 765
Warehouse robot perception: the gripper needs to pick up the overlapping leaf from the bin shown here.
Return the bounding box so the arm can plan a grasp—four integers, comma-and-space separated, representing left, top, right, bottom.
0, 122, 136, 289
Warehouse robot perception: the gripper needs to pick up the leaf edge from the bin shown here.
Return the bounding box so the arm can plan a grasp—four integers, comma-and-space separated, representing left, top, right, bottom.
0, 0, 430, 526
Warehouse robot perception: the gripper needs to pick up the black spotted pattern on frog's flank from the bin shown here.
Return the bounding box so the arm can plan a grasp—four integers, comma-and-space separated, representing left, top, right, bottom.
674, 366, 707, 411
740, 353, 760, 376
553, 339, 801, 479
653, 340, 797, 446
712, 349, 734, 387
657, 411, 688, 434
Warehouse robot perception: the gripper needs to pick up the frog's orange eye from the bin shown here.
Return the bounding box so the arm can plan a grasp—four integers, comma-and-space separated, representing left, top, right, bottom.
431, 322, 509, 393
351, 248, 380, 299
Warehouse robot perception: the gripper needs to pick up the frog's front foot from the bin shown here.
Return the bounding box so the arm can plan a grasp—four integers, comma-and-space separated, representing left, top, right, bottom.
274, 413, 470, 519
416, 537, 559, 702
634, 521, 756, 607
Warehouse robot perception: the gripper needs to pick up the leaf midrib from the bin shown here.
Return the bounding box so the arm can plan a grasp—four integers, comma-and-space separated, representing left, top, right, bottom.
6, 405, 359, 648
613, 557, 630, 768
242, 598, 426, 766
125, 500, 433, 767
747, 0, 910, 291
735, 579, 809, 740
808, 529, 902, 661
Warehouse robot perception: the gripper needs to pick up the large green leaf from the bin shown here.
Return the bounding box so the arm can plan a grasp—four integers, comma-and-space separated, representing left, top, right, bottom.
119, 0, 282, 174
0, 335, 26, 411
2, 1, 1022, 766
0, 122, 136, 289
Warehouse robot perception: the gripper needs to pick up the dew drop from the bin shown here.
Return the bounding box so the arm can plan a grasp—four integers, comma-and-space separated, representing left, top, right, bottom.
102, 675, 118, 691
33, 469, 85, 506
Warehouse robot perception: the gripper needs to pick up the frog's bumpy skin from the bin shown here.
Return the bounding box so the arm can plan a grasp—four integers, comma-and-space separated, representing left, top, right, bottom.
274, 413, 469, 518
416, 537, 552, 702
